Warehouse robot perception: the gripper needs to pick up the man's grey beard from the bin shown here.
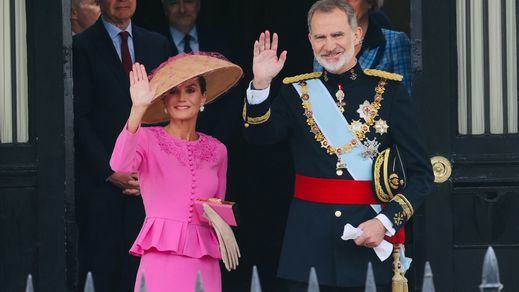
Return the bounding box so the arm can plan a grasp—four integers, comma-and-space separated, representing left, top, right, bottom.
315, 43, 356, 74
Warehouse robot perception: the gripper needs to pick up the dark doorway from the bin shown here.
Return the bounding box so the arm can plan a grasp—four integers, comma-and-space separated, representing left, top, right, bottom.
0, 0, 75, 291
411, 0, 519, 290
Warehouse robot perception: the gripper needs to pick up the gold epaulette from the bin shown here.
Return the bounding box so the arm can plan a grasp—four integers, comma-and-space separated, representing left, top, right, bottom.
363, 69, 403, 81
282, 72, 322, 84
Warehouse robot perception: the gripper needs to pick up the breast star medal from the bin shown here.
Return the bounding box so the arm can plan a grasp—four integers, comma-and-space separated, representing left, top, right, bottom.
362, 138, 381, 159
374, 119, 389, 134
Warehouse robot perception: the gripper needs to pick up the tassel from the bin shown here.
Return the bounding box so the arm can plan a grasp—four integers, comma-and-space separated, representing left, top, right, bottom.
392, 244, 409, 292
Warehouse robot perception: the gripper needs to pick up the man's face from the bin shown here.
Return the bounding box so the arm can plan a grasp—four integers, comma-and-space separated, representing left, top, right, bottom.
99, 0, 136, 25
308, 8, 361, 73
76, 0, 101, 30
164, 0, 200, 32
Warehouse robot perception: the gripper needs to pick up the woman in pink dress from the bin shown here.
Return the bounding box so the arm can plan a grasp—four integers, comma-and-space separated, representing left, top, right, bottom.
109, 53, 242, 292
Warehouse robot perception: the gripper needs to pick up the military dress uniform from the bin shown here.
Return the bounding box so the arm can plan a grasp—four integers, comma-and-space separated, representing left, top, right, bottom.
243, 63, 434, 289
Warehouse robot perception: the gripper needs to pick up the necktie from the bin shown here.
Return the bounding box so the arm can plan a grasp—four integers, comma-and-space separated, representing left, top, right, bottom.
183, 34, 193, 54
119, 31, 132, 76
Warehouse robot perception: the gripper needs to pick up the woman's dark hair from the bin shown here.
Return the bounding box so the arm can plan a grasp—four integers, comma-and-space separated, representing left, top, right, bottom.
163, 75, 207, 97
197, 75, 207, 94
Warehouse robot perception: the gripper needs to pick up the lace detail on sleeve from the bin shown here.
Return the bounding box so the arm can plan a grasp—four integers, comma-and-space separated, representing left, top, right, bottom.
150, 127, 219, 168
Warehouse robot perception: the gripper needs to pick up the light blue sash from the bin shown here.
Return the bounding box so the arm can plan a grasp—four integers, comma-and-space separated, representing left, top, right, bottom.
292, 79, 373, 180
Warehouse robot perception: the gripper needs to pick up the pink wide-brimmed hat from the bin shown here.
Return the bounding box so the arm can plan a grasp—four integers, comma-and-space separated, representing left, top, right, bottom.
142, 52, 243, 124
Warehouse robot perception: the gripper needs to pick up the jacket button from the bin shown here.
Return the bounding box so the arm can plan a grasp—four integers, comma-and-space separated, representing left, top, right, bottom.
335, 211, 342, 218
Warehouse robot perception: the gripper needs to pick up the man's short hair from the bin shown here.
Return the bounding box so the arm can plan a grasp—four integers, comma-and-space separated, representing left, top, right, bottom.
72, 0, 99, 9
367, 0, 384, 11
307, 0, 358, 32
71, 0, 89, 9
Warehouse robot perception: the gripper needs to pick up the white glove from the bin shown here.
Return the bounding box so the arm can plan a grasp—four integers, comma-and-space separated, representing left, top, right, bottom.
203, 203, 241, 271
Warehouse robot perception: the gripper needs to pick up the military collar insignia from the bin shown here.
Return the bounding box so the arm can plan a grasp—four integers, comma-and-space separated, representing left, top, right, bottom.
323, 68, 358, 82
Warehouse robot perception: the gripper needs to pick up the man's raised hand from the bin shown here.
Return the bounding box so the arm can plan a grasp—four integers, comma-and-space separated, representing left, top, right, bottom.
252, 30, 287, 89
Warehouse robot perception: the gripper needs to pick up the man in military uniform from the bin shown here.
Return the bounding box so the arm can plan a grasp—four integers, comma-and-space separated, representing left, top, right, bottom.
242, 0, 434, 291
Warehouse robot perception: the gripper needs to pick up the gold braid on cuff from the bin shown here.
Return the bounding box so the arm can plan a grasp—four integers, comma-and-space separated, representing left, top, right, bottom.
391, 194, 414, 220
242, 102, 271, 127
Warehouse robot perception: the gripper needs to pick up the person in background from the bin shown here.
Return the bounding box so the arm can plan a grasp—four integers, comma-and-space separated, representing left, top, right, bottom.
159, 0, 229, 56
73, 0, 172, 290
159, 0, 239, 146
71, 0, 101, 35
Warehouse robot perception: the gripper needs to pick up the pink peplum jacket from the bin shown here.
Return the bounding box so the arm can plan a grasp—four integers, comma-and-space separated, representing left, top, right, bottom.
110, 125, 227, 259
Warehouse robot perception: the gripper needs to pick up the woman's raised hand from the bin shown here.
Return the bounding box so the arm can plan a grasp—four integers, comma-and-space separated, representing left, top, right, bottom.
252, 30, 287, 89
129, 63, 157, 108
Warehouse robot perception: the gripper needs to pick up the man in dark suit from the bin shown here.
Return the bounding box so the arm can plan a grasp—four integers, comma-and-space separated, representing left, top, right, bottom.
160, 0, 229, 56
73, 0, 172, 291
159, 0, 239, 146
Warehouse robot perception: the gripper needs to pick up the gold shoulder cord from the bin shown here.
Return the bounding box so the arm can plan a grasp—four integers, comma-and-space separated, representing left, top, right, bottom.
363, 69, 403, 81
282, 72, 322, 84
242, 72, 321, 128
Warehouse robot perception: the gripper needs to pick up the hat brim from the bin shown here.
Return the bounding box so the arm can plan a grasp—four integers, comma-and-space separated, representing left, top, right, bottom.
142, 54, 243, 124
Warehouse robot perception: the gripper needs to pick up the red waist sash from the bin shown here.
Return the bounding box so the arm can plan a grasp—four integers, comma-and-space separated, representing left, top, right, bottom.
294, 174, 405, 244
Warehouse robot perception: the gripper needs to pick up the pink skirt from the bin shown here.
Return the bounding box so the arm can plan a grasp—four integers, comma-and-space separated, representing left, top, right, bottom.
134, 251, 221, 292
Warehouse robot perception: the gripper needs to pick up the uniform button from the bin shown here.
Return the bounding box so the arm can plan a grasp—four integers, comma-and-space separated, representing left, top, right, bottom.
335, 211, 342, 218
189, 207, 193, 211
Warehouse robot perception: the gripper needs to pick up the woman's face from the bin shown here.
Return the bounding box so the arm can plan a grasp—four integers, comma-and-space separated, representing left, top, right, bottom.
163, 77, 206, 122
